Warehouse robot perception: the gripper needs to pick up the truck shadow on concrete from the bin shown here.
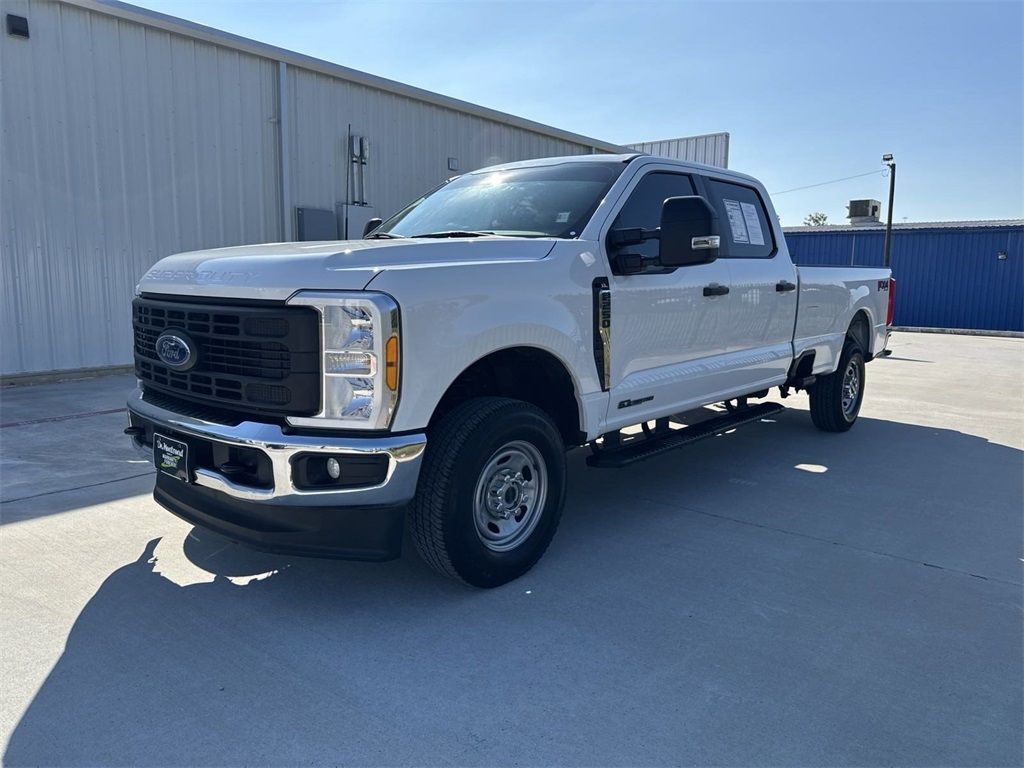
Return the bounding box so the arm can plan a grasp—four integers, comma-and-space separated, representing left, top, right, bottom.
5, 411, 1022, 766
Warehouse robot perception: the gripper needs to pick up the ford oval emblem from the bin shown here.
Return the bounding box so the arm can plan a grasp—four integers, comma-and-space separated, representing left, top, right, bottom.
155, 330, 197, 371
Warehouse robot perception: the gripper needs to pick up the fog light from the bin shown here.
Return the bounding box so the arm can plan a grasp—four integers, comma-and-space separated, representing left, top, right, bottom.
326, 457, 341, 480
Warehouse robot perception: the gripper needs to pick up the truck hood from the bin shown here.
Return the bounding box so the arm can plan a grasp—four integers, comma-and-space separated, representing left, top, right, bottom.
138, 237, 557, 300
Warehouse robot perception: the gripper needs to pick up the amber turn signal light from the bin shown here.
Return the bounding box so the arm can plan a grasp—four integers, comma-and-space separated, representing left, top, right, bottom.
385, 335, 399, 390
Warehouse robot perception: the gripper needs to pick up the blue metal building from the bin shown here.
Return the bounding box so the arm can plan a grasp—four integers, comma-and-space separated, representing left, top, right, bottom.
784, 220, 1023, 332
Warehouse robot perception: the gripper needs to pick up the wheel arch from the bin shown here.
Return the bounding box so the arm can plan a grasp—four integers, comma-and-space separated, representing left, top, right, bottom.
429, 345, 586, 447
848, 309, 872, 355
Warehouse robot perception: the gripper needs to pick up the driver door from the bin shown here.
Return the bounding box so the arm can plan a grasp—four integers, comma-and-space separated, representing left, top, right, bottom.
602, 168, 733, 430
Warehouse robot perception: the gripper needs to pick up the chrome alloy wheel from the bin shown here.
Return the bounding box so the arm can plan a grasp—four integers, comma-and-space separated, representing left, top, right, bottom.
841, 359, 861, 420
472, 440, 548, 552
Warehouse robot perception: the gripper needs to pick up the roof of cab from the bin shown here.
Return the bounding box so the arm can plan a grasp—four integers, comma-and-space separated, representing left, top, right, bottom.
467, 154, 640, 172
470, 153, 763, 187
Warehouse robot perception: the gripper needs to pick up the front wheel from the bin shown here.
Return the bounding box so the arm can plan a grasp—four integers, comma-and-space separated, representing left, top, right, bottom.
409, 397, 566, 588
809, 339, 865, 432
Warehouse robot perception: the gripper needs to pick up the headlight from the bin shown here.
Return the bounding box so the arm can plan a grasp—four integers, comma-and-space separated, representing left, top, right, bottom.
286, 291, 400, 429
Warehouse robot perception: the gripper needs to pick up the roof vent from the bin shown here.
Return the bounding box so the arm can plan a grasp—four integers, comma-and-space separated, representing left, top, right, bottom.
847, 199, 883, 226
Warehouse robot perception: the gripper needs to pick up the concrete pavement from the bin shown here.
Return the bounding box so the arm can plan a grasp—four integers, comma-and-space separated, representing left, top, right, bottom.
1, 332, 1021, 766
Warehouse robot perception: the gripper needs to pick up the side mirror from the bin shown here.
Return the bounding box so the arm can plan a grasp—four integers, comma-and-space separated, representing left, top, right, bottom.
659, 196, 719, 267
362, 217, 384, 238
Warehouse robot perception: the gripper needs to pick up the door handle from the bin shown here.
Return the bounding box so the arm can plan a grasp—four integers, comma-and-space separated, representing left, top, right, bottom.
703, 283, 730, 297
776, 280, 797, 292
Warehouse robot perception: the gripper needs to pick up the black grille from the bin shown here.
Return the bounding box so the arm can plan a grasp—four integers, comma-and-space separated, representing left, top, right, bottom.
133, 297, 320, 416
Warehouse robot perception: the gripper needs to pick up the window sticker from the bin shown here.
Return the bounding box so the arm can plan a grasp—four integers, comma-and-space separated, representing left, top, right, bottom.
740, 202, 765, 246
723, 199, 749, 244
555, 211, 570, 223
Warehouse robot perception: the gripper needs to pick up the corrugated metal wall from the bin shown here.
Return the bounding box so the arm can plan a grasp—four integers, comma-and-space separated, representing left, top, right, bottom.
287, 69, 591, 237
785, 226, 1024, 332
626, 133, 729, 168
1, 0, 282, 375
0, 0, 612, 376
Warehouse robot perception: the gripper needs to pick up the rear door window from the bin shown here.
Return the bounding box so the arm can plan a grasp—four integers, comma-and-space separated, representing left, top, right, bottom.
704, 178, 775, 258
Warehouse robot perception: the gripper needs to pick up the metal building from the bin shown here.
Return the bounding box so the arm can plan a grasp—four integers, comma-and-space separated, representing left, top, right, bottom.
626, 133, 730, 168
785, 221, 1024, 332
1, 0, 657, 378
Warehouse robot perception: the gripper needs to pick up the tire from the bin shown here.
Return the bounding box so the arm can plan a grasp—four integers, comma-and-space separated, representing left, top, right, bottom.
409, 397, 566, 588
809, 339, 866, 432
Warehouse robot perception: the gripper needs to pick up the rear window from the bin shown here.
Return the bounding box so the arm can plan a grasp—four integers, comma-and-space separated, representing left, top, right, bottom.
705, 178, 775, 258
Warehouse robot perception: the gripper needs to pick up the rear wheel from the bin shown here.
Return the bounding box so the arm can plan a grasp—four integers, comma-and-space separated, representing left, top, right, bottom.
409, 397, 566, 588
809, 339, 865, 432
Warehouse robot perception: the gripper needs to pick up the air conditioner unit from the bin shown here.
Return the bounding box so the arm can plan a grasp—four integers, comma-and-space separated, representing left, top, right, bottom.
847, 199, 881, 221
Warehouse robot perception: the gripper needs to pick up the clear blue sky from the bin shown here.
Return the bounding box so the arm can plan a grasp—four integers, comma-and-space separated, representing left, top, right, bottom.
135, 0, 1023, 226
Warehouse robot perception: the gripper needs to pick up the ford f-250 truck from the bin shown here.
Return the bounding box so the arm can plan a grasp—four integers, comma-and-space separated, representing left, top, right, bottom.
126, 153, 894, 587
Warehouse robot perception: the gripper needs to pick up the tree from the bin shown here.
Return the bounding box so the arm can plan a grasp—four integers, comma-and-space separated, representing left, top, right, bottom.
803, 212, 829, 226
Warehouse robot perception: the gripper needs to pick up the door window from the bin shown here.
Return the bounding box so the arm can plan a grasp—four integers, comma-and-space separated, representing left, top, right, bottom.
610, 172, 696, 261
704, 178, 775, 258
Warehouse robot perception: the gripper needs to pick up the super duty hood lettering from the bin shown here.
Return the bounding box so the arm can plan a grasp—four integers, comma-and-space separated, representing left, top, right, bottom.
143, 268, 259, 285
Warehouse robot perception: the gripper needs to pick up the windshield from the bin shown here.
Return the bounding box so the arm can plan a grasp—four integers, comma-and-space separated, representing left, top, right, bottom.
375, 161, 625, 239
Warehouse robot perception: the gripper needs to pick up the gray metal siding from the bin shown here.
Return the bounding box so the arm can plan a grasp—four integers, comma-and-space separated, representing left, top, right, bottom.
627, 133, 729, 168
2, 0, 281, 375
1, 0, 609, 376
287, 68, 591, 224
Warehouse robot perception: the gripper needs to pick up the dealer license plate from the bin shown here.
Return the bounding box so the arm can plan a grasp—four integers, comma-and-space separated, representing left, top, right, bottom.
154, 433, 190, 482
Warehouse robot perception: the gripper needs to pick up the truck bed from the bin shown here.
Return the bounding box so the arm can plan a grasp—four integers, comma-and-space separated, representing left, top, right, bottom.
794, 266, 892, 374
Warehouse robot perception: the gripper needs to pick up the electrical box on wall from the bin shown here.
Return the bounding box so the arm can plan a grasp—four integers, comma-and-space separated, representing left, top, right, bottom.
296, 207, 338, 241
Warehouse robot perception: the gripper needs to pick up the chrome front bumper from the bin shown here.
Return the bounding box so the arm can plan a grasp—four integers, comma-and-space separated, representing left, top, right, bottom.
126, 388, 426, 507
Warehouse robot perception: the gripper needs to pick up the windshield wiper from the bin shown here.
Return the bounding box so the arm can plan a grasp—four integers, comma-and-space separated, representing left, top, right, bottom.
410, 230, 495, 238
365, 232, 406, 239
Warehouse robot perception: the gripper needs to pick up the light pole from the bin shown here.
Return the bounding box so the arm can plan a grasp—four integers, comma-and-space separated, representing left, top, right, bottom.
882, 153, 896, 268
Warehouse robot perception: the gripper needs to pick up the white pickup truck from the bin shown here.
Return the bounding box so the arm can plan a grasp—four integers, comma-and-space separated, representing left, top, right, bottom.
127, 153, 894, 587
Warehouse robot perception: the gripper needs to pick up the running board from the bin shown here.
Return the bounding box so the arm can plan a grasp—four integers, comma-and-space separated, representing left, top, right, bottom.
586, 402, 785, 469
